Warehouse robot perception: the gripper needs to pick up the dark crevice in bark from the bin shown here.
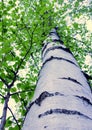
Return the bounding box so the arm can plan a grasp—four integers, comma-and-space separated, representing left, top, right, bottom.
75, 95, 92, 106
44, 46, 72, 58
43, 56, 78, 67
59, 77, 83, 86
38, 108, 92, 120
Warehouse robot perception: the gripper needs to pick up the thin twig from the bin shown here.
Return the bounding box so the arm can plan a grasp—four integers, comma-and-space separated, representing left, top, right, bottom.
10, 89, 33, 96
8, 45, 32, 88
0, 76, 9, 88
8, 21, 38, 89
8, 107, 20, 130
0, 94, 5, 99
0, 118, 2, 120
30, 53, 39, 70
73, 37, 86, 44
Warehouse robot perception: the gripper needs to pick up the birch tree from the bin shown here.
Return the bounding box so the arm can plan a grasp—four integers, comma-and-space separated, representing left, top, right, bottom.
22, 28, 92, 130
0, 0, 92, 129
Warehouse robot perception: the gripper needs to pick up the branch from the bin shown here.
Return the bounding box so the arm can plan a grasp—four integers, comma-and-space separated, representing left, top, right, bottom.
8, 45, 32, 88
8, 72, 17, 88
13, 31, 27, 50
9, 24, 38, 88
0, 76, 9, 87
0, 117, 2, 120
17, 94, 28, 111
8, 15, 38, 89
0, 92, 10, 130
21, 18, 31, 37
10, 89, 33, 96
0, 93, 5, 99
30, 53, 39, 70
73, 37, 86, 45
8, 107, 20, 130
71, 36, 91, 51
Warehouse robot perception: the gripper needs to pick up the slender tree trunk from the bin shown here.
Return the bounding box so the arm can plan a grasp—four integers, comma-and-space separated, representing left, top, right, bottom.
22, 28, 92, 130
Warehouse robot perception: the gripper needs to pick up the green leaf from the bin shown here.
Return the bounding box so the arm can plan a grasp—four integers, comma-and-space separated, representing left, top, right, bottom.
73, 23, 78, 29
11, 125, 19, 130
11, 87, 17, 93
0, 82, 3, 88
75, 1, 79, 7
5, 117, 12, 127
12, 95, 19, 103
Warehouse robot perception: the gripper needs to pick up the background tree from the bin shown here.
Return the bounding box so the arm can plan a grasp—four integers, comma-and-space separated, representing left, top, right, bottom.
0, 0, 92, 129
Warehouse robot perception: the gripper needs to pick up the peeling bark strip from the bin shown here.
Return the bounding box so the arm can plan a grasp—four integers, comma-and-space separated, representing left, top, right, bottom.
43, 56, 78, 67
75, 96, 92, 106
35, 91, 64, 106
59, 77, 83, 86
38, 108, 92, 120
44, 46, 72, 58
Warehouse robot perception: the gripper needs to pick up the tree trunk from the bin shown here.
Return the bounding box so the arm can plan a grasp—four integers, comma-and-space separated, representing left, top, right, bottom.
22, 28, 92, 130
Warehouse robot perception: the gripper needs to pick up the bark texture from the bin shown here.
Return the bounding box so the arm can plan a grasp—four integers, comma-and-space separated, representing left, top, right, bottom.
22, 28, 92, 130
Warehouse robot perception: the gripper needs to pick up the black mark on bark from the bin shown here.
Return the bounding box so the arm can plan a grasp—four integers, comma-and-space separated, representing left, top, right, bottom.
35, 91, 53, 106
59, 77, 82, 86
43, 56, 78, 67
44, 46, 72, 57
38, 108, 92, 120
42, 42, 50, 54
35, 91, 64, 106
26, 102, 34, 112
75, 95, 92, 106
52, 39, 64, 44
27, 91, 64, 111
49, 30, 59, 36
42, 39, 64, 55
44, 126, 48, 128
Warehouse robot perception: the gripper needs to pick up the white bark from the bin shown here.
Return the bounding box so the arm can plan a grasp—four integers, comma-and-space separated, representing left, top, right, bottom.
22, 28, 92, 130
